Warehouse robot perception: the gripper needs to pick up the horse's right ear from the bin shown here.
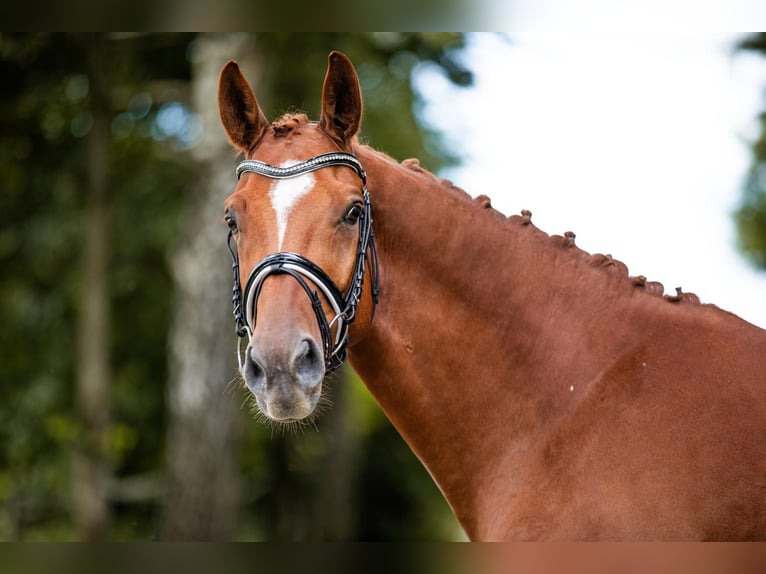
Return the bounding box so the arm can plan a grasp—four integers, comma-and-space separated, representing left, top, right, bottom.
218, 60, 269, 153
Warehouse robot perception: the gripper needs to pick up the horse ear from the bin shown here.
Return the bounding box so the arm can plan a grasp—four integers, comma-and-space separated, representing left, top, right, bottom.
319, 51, 362, 147
218, 60, 269, 153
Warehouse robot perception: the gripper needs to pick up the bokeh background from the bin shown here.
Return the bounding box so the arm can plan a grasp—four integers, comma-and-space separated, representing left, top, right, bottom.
1, 32, 765, 541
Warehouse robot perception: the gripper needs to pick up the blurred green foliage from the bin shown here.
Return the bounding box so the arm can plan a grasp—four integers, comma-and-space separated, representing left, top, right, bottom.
736, 33, 766, 269
0, 32, 470, 540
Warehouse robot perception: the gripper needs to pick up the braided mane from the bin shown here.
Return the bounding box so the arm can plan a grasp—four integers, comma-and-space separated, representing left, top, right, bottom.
400, 157, 700, 305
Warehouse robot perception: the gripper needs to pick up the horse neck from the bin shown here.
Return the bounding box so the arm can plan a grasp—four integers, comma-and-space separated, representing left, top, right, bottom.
348, 147, 639, 538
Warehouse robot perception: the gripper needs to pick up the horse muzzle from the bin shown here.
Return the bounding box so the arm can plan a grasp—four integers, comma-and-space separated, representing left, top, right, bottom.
243, 329, 325, 421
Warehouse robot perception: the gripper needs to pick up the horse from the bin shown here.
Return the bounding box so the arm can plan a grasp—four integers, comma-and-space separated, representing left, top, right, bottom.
218, 51, 766, 541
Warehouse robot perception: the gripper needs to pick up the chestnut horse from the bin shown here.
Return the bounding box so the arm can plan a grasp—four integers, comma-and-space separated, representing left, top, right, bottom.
218, 51, 766, 540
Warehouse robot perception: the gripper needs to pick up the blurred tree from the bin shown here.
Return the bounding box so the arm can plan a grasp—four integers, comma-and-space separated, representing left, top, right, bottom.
0, 33, 85, 539
736, 33, 766, 269
0, 32, 194, 540
160, 32, 245, 541
72, 32, 112, 541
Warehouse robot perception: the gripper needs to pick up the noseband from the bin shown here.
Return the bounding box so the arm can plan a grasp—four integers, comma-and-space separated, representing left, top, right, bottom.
227, 152, 379, 373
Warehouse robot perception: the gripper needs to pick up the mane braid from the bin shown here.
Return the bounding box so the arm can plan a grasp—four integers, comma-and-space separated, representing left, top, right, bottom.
378, 146, 701, 306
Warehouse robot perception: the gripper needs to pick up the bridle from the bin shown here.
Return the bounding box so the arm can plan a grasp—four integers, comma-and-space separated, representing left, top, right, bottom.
226, 151, 379, 373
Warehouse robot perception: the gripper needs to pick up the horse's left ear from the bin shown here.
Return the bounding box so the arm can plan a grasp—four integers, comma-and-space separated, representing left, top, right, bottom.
319, 51, 362, 148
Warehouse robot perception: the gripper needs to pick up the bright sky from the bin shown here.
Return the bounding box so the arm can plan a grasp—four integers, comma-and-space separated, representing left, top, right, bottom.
415, 32, 766, 329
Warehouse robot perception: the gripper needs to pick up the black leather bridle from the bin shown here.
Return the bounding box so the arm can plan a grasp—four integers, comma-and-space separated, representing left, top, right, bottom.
227, 152, 379, 373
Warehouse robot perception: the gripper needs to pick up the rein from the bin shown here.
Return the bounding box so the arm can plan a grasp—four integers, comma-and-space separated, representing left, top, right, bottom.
227, 152, 379, 372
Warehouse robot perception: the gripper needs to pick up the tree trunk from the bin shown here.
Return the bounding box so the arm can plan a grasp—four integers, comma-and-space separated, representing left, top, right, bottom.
313, 369, 358, 540
161, 33, 257, 540
73, 33, 112, 541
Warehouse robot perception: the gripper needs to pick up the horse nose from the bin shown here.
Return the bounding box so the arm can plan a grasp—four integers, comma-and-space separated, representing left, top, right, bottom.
244, 336, 324, 390
243, 335, 325, 420
292, 338, 324, 382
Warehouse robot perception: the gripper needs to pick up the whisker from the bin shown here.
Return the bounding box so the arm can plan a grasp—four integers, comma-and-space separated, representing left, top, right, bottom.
225, 373, 244, 396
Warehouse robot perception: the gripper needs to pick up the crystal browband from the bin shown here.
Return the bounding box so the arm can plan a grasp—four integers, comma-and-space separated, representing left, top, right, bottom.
236, 152, 366, 183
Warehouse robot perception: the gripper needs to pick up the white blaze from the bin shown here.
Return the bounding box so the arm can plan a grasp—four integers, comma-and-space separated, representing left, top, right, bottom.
268, 160, 316, 250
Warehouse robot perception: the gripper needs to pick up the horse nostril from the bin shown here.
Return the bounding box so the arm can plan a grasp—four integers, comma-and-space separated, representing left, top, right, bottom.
293, 338, 324, 383
243, 347, 267, 392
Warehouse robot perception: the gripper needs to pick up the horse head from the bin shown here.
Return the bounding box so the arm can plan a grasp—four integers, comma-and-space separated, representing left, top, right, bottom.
218, 52, 377, 422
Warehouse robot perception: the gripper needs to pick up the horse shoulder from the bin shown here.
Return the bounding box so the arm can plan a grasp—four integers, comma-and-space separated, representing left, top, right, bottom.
497, 305, 766, 540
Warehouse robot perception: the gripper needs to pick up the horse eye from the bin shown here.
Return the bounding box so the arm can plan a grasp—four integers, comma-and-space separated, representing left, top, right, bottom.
343, 204, 362, 225
224, 213, 238, 232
